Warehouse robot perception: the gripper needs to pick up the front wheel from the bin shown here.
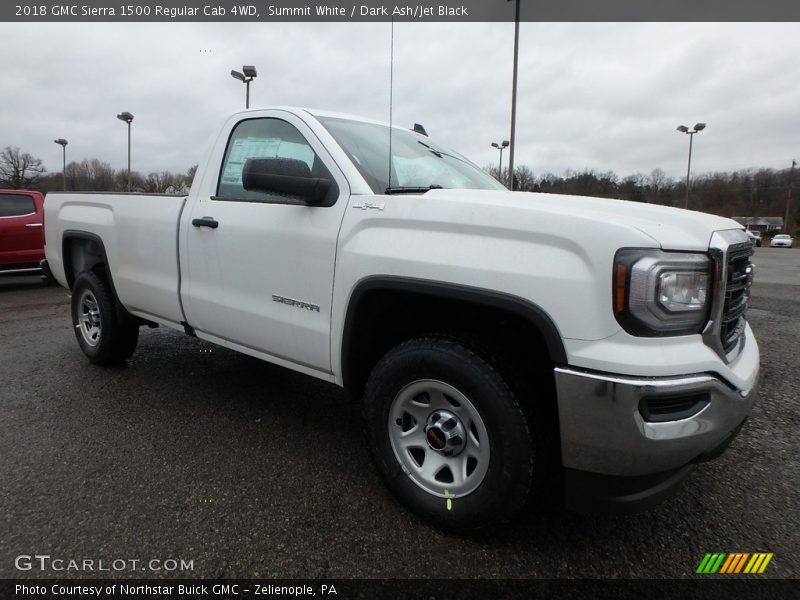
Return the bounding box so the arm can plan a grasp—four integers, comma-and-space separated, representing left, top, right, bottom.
71, 270, 139, 365
363, 337, 535, 534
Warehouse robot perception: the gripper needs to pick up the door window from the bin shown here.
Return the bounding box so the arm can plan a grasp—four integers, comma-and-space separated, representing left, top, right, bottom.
216, 118, 334, 204
0, 194, 35, 217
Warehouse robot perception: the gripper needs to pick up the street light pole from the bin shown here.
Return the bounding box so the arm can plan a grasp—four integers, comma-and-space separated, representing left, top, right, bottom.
116, 112, 134, 191
53, 138, 68, 191
491, 140, 510, 187
676, 122, 706, 209
685, 132, 694, 208
785, 159, 796, 234
231, 65, 258, 109
506, 0, 520, 191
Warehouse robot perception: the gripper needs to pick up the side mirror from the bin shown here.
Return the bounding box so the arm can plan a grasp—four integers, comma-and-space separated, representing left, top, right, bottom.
242, 158, 332, 204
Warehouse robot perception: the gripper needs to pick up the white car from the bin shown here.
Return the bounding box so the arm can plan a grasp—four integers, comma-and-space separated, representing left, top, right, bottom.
770, 234, 793, 248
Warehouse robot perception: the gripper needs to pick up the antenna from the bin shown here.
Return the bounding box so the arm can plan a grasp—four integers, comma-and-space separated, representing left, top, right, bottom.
387, 18, 394, 191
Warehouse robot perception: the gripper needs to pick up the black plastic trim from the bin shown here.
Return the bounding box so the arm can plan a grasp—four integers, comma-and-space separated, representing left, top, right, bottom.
191, 217, 219, 229
181, 321, 196, 337
692, 418, 747, 464
564, 464, 695, 515
62, 231, 115, 294
639, 392, 710, 423
61, 231, 130, 322
39, 259, 54, 280
565, 417, 748, 514
209, 195, 310, 206
341, 276, 567, 389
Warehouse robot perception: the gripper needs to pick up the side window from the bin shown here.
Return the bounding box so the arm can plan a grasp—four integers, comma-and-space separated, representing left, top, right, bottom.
0, 194, 35, 217
216, 118, 334, 204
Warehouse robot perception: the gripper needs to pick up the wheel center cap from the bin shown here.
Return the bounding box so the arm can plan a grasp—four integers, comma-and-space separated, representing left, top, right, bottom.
424, 410, 466, 456
426, 427, 447, 450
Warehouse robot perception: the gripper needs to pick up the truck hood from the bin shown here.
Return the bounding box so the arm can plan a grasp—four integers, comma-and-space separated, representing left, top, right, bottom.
422, 189, 742, 251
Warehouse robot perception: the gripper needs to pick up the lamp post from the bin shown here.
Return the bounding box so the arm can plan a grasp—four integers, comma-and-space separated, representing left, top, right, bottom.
231, 65, 257, 109
53, 138, 68, 191
116, 112, 134, 191
491, 140, 510, 187
676, 122, 706, 209
506, 0, 520, 191
785, 159, 796, 234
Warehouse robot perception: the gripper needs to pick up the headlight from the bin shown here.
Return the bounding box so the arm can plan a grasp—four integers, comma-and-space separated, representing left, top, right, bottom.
613, 249, 712, 336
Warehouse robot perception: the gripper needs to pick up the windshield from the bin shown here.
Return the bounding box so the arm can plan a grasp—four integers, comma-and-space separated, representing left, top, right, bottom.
317, 116, 505, 194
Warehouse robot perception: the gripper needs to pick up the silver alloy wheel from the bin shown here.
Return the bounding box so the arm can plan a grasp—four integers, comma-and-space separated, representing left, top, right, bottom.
77, 289, 102, 347
388, 379, 491, 498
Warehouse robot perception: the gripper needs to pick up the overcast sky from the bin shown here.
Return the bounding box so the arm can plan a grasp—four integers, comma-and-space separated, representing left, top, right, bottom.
1, 21, 798, 182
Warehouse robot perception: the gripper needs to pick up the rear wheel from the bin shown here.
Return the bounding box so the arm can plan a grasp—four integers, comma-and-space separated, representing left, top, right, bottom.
363, 337, 535, 534
71, 270, 139, 365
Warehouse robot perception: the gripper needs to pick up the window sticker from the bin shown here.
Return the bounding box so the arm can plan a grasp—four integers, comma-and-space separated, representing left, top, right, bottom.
221, 137, 316, 187
221, 137, 281, 186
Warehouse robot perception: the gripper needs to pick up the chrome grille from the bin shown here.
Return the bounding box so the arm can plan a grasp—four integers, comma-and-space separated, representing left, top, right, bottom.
720, 241, 754, 355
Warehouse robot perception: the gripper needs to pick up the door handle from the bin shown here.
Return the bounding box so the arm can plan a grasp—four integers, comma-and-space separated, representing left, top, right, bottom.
192, 217, 219, 229
26, 223, 43, 228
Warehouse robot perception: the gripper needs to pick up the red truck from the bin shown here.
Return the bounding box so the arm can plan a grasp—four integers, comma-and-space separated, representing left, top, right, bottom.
0, 189, 46, 275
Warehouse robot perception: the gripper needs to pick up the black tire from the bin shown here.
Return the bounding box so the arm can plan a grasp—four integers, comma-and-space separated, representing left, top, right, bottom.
71, 270, 139, 365
363, 337, 534, 535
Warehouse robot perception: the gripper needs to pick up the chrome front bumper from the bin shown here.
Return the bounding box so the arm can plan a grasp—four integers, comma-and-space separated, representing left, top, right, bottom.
555, 367, 757, 477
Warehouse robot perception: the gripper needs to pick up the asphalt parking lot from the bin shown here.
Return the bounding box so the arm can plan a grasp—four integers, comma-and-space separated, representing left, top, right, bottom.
0, 248, 798, 580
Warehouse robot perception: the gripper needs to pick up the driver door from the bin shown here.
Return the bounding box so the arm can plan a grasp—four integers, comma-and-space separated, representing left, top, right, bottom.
182, 113, 350, 375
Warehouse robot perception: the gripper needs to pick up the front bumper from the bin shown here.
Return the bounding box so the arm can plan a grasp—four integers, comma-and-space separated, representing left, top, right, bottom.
555, 367, 757, 477
555, 360, 757, 513
563, 418, 748, 514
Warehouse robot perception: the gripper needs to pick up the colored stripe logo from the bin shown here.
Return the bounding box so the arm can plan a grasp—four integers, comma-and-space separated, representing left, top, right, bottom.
696, 552, 774, 574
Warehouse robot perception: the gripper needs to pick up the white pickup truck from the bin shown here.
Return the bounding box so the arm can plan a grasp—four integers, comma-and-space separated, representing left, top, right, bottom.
43, 107, 759, 534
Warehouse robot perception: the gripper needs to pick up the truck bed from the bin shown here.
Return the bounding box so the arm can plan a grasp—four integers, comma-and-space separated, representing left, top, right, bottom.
44, 192, 188, 325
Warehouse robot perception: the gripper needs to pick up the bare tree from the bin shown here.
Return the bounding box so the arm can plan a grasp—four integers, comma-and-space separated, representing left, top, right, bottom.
484, 164, 506, 187
647, 168, 668, 204
620, 173, 646, 202
114, 170, 144, 192
65, 159, 117, 191
86, 159, 117, 191
184, 164, 198, 191
142, 171, 178, 193
513, 165, 535, 192
0, 146, 47, 188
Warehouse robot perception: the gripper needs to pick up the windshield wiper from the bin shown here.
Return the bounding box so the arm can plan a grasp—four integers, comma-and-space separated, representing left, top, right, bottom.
385, 185, 444, 195
417, 141, 444, 158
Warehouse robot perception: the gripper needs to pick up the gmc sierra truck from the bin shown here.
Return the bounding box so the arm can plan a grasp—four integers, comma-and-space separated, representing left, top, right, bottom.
43, 107, 759, 534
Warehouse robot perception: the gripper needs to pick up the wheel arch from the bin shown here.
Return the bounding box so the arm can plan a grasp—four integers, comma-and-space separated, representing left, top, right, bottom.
340, 276, 566, 400
62, 231, 130, 319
